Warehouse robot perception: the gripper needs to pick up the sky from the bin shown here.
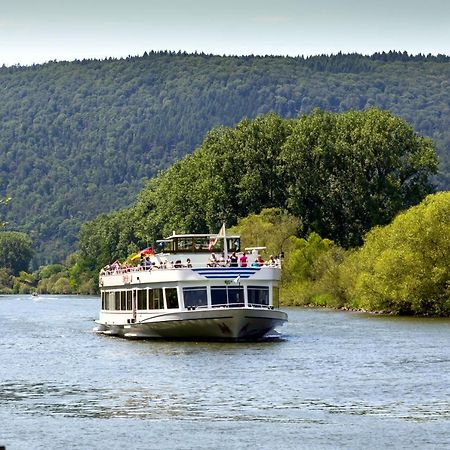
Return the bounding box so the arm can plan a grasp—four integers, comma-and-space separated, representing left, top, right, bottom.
1, 0, 450, 66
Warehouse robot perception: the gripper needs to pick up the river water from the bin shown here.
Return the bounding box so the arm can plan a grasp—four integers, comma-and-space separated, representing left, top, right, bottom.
1, 295, 450, 449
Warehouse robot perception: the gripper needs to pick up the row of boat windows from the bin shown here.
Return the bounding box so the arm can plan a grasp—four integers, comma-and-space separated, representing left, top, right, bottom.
101, 286, 279, 311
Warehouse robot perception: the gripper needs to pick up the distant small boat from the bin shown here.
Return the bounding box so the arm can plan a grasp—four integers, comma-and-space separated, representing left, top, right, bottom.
94, 226, 287, 341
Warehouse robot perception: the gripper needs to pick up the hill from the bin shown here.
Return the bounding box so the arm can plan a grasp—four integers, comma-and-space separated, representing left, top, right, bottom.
0, 51, 449, 265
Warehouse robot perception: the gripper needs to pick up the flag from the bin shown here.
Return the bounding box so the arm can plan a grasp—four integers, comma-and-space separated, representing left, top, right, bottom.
130, 247, 153, 260
232, 275, 241, 284
208, 223, 226, 250
130, 252, 141, 261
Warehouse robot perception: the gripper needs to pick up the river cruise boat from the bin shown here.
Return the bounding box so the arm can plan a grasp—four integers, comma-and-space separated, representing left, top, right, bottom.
94, 227, 288, 341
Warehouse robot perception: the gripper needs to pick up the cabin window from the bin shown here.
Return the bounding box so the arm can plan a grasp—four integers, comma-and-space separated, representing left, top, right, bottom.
211, 287, 227, 307
227, 286, 244, 306
120, 291, 126, 310
195, 238, 211, 251
272, 287, 279, 308
248, 286, 269, 306
176, 238, 193, 252
227, 238, 240, 252
149, 288, 163, 309
101, 292, 105, 309
137, 289, 147, 310
211, 286, 244, 307
107, 291, 115, 310
114, 292, 120, 310
165, 288, 179, 309
183, 287, 207, 308
126, 291, 132, 310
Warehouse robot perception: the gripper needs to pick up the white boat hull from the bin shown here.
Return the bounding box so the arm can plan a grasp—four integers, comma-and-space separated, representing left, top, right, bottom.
95, 307, 287, 341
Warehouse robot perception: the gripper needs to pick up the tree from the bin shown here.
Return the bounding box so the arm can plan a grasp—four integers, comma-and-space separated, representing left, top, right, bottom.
0, 231, 33, 275
347, 192, 450, 315
280, 109, 438, 247
0, 196, 11, 228
229, 208, 299, 258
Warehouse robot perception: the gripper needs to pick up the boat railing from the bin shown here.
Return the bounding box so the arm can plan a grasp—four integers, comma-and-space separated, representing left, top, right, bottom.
100, 262, 280, 277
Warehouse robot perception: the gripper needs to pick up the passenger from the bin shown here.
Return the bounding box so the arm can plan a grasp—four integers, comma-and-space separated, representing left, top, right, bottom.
256, 255, 265, 266
229, 252, 238, 267
186, 258, 192, 268
239, 253, 248, 267
251, 259, 260, 267
207, 253, 217, 267
267, 255, 277, 267
218, 253, 226, 267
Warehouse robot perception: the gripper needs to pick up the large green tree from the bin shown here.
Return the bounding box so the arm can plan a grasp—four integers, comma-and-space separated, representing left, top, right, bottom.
78, 109, 438, 280
0, 231, 33, 275
346, 191, 450, 315
280, 109, 438, 247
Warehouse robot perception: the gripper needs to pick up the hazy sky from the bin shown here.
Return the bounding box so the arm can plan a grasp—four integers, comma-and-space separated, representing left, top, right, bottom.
1, 0, 450, 66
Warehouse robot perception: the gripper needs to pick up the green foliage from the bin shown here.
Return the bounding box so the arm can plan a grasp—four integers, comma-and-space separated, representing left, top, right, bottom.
1, 52, 450, 265
280, 233, 346, 307
346, 192, 450, 315
280, 109, 438, 247
0, 231, 33, 275
77, 109, 437, 287
0, 268, 13, 293
228, 209, 299, 258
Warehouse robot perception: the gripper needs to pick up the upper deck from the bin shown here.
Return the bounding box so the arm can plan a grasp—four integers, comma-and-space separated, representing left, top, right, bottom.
99, 231, 281, 288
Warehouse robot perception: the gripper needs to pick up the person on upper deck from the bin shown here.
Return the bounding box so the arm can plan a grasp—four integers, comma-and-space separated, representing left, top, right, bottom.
229, 252, 238, 267
239, 253, 248, 267
207, 253, 217, 267
218, 253, 226, 267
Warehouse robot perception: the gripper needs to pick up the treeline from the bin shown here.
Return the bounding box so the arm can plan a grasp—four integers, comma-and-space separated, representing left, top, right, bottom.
72, 109, 437, 292
0, 51, 450, 265
1, 109, 447, 315
233, 193, 449, 316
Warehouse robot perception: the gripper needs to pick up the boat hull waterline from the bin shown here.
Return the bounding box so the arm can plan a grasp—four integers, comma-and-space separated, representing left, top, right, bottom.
95, 308, 287, 341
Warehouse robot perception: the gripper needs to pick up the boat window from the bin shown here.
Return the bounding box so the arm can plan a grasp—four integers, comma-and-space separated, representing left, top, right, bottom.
126, 291, 132, 310
227, 286, 244, 306
120, 291, 126, 310
149, 288, 163, 309
272, 286, 279, 308
211, 287, 227, 306
107, 291, 115, 310
101, 292, 106, 310
211, 286, 244, 307
195, 237, 212, 251
114, 291, 120, 310
183, 287, 207, 308
248, 286, 269, 307
137, 289, 147, 310
175, 238, 193, 252
165, 288, 179, 309
227, 238, 240, 252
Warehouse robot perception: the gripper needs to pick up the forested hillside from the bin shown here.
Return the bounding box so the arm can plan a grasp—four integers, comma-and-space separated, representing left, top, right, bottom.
1, 51, 449, 265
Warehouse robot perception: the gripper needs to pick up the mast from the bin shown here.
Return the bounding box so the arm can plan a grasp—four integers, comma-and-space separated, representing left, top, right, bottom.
222, 223, 228, 262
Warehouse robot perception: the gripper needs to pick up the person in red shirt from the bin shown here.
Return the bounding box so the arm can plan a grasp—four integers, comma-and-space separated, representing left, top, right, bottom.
240, 253, 248, 267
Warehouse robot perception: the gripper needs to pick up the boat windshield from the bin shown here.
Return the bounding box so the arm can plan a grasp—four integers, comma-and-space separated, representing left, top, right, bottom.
156, 235, 240, 253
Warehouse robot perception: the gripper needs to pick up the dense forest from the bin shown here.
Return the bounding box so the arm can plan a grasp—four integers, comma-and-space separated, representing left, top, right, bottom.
1, 110, 448, 316
1, 51, 450, 265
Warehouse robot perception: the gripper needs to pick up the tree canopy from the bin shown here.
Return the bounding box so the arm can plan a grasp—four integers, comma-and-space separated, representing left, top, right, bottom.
0, 231, 33, 275
0, 51, 449, 264
346, 192, 450, 315
78, 109, 437, 274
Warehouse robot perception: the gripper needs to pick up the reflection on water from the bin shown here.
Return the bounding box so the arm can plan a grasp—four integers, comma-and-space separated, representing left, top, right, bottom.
1, 295, 450, 449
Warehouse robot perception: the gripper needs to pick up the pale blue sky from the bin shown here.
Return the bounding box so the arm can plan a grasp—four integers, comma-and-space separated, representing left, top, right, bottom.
1, 0, 450, 66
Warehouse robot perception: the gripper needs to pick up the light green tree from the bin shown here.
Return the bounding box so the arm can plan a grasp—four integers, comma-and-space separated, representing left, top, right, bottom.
347, 192, 450, 315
